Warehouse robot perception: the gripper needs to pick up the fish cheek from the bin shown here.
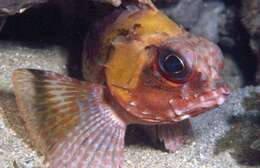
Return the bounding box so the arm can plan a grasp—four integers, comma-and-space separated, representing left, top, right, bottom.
132, 86, 178, 120
127, 67, 184, 122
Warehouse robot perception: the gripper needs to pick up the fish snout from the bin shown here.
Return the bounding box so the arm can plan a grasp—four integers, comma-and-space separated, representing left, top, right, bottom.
168, 85, 230, 122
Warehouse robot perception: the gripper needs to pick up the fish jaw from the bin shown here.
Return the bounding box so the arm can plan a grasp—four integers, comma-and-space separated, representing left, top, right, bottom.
115, 84, 230, 124
167, 86, 230, 120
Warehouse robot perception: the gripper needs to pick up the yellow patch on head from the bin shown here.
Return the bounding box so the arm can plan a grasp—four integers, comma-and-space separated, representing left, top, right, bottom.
105, 39, 148, 102
104, 8, 183, 104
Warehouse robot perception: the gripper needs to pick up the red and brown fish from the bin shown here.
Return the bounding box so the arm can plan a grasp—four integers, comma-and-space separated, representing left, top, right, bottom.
12, 2, 230, 168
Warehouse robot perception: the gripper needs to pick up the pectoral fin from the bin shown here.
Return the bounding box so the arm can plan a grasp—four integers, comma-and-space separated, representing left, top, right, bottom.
12, 69, 126, 168
141, 120, 192, 152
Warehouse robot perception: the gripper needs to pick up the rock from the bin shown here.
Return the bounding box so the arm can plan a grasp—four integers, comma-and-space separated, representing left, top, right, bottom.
0, 17, 6, 32
160, 0, 203, 30
94, 0, 154, 6
241, 0, 260, 83
0, 0, 48, 16
0, 0, 48, 33
0, 40, 258, 168
218, 5, 236, 48
251, 139, 260, 152
157, 0, 224, 43
0, 0, 152, 34
241, 0, 260, 38
222, 56, 243, 90
0, 0, 48, 32
190, 1, 224, 43
0, 0, 152, 16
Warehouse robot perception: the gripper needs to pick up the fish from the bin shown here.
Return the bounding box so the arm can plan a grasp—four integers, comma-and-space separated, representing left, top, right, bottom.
12, 2, 230, 168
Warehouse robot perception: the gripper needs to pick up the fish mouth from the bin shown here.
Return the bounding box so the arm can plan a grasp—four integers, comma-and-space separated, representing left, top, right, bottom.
169, 85, 230, 122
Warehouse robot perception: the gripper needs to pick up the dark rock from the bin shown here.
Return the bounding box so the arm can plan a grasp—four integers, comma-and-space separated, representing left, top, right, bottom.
191, 1, 224, 42
242, 0, 260, 37
158, 0, 224, 43
161, 0, 203, 30
0, 17, 6, 32
0, 0, 48, 33
241, 0, 260, 83
218, 6, 236, 48
94, 0, 122, 6
0, 0, 48, 16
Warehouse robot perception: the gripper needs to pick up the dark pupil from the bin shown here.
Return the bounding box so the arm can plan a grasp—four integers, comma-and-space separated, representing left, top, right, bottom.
163, 55, 184, 74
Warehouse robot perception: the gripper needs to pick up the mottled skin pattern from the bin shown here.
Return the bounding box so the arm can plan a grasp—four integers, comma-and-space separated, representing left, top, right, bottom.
12, 2, 229, 168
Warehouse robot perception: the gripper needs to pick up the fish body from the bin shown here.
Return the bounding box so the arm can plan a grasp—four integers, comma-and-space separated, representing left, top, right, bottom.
12, 2, 229, 168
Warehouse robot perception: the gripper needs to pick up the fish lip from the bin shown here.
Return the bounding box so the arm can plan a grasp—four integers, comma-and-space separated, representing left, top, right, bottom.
170, 86, 230, 121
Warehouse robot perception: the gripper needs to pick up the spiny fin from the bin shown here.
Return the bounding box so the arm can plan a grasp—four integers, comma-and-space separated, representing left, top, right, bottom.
12, 69, 126, 168
141, 120, 192, 152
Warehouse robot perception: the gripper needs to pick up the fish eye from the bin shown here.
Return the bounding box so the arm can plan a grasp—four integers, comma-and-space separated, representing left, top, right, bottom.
160, 54, 184, 74
158, 49, 191, 83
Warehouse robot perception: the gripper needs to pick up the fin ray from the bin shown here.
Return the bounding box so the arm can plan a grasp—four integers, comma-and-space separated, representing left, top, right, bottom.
76, 123, 114, 167
12, 69, 126, 168
51, 113, 110, 166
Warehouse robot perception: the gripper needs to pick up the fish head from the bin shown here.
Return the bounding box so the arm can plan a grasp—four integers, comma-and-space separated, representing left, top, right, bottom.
143, 34, 230, 122
104, 8, 230, 124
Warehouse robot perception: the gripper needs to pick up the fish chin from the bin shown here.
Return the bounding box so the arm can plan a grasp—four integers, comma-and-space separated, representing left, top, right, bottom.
169, 86, 230, 122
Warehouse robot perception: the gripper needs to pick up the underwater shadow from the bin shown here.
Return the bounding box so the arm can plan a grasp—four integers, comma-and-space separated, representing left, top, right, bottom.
215, 91, 260, 166
0, 3, 86, 80
125, 125, 153, 147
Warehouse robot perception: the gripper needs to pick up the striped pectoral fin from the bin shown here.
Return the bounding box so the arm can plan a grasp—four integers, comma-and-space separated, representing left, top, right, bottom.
12, 69, 127, 168
48, 100, 126, 168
